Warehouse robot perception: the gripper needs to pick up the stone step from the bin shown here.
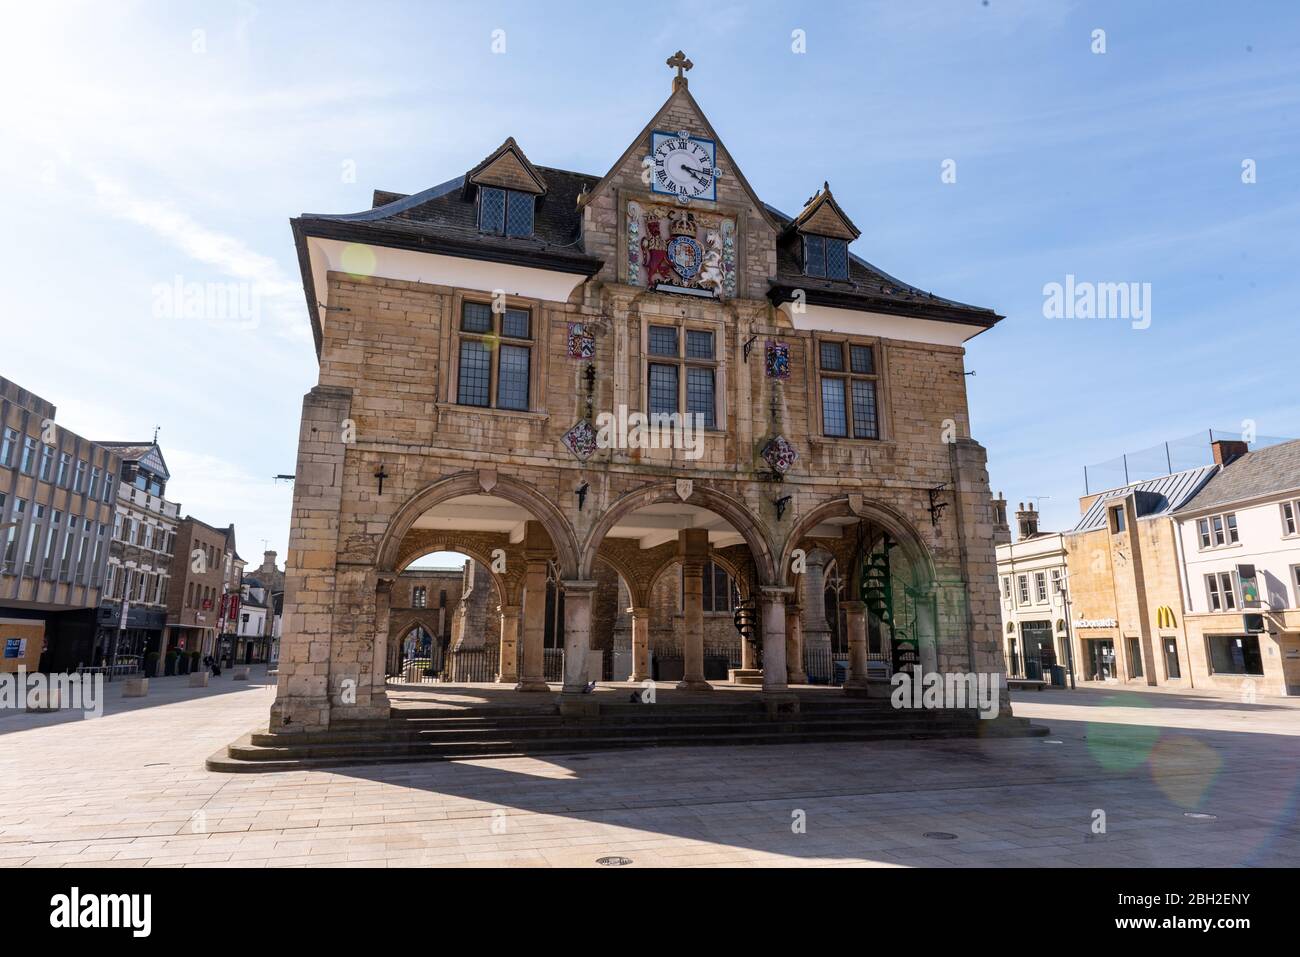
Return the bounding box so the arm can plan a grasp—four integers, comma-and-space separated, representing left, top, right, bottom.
219, 721, 1042, 770
248, 712, 977, 747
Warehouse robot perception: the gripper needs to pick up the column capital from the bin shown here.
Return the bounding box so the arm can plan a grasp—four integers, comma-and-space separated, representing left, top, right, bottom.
840, 599, 866, 613
560, 579, 599, 595
627, 605, 651, 618
759, 585, 796, 601
500, 604, 522, 617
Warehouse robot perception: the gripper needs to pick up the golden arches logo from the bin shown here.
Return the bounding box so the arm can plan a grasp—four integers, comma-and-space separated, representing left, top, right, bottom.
1156, 605, 1176, 629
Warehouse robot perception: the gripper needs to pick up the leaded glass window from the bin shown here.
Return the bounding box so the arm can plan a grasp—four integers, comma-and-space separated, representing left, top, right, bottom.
648, 325, 678, 357
685, 330, 714, 359
505, 191, 534, 238
818, 340, 880, 439
826, 238, 849, 280
804, 235, 825, 277
496, 345, 530, 410
686, 367, 715, 428
648, 363, 678, 415
479, 187, 506, 234
820, 378, 847, 437
457, 340, 491, 406
456, 300, 533, 411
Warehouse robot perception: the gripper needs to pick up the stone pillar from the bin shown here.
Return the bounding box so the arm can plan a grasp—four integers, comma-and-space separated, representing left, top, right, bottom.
759, 587, 791, 693
785, 603, 807, 684
516, 558, 549, 691
842, 599, 870, 695
676, 530, 712, 691
560, 580, 598, 695
270, 385, 353, 733
800, 552, 833, 682
497, 604, 520, 683
629, 606, 651, 682
916, 585, 939, 674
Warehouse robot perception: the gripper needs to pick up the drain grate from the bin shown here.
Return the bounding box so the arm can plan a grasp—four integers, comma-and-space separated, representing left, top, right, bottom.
923, 831, 958, 841
597, 856, 633, 866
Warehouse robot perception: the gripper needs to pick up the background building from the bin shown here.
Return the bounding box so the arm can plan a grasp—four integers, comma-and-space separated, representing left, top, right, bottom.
1174, 438, 1300, 696
94, 441, 179, 672
995, 501, 1073, 682
164, 516, 238, 659
0, 376, 120, 673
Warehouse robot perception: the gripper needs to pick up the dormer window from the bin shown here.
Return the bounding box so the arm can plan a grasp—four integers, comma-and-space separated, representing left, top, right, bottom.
479, 186, 534, 238
803, 235, 849, 280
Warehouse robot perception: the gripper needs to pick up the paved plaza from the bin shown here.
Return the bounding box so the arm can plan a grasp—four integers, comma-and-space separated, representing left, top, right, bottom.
2, 670, 1299, 867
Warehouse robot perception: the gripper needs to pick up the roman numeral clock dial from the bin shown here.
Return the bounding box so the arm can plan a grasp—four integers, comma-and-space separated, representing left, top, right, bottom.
648, 130, 722, 204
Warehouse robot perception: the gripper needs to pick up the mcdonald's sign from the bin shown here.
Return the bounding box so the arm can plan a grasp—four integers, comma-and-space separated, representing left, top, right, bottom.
1156, 605, 1177, 629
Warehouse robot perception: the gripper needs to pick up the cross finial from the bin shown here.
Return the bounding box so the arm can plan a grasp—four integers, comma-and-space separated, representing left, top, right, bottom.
666, 50, 693, 90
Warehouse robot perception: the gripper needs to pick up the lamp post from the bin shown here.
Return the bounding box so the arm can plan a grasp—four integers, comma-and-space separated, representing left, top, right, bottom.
1055, 570, 1077, 690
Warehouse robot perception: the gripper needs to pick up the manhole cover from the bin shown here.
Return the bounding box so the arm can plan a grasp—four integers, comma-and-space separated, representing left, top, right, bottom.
923, 832, 958, 841
596, 856, 633, 866
1184, 812, 1218, 820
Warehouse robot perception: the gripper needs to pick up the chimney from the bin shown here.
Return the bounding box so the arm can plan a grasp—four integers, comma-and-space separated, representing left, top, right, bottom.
1016, 501, 1040, 540
991, 492, 1011, 546
263, 549, 277, 569
1211, 439, 1248, 467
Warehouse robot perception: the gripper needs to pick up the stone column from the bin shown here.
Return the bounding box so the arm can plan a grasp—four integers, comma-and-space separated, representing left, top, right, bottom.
759, 587, 791, 693
629, 606, 651, 682
516, 559, 549, 691
270, 385, 352, 733
740, 604, 757, 671
785, 603, 807, 684
800, 552, 833, 681
842, 599, 870, 695
497, 604, 520, 683
677, 530, 712, 691
560, 580, 598, 695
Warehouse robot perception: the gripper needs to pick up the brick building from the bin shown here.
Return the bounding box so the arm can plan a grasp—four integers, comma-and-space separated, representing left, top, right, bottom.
0, 376, 119, 673
271, 56, 1010, 731
164, 516, 239, 659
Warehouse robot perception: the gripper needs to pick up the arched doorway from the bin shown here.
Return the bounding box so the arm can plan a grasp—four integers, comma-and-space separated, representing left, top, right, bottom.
781, 497, 938, 693
374, 471, 579, 692
581, 482, 780, 691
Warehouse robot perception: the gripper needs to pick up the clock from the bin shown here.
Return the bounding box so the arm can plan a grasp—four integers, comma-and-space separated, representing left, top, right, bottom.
648, 129, 720, 203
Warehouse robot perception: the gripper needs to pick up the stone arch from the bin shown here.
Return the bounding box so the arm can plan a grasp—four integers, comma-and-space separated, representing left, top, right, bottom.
591, 548, 647, 609
376, 471, 580, 579
778, 497, 936, 590
579, 482, 777, 585
395, 538, 514, 605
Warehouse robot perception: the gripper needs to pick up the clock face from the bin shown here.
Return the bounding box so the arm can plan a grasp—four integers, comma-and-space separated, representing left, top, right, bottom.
649, 130, 718, 202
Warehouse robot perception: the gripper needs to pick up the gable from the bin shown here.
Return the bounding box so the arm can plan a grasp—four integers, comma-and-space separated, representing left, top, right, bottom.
577, 82, 779, 299
466, 137, 548, 195
790, 186, 860, 240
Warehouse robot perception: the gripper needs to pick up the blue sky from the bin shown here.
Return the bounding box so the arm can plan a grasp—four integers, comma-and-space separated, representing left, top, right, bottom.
1, 0, 1297, 558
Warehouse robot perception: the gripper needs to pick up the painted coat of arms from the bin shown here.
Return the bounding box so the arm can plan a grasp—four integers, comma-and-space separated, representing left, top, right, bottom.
765, 340, 790, 379
761, 435, 798, 475
627, 201, 736, 298
566, 322, 595, 359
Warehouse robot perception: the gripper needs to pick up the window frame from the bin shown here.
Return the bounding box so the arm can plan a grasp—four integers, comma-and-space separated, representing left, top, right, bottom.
802, 234, 850, 281
639, 316, 725, 432
814, 337, 881, 440
449, 297, 537, 413
1034, 571, 1048, 603
1205, 571, 1239, 612
1281, 500, 1300, 538
1197, 511, 1240, 550
1017, 574, 1030, 605
477, 186, 535, 239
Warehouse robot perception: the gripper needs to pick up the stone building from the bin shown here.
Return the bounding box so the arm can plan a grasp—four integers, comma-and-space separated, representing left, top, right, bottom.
95, 441, 179, 669
0, 376, 120, 673
271, 55, 1009, 731
164, 516, 238, 658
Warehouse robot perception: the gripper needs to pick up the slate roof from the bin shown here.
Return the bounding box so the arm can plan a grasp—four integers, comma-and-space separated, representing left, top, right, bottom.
95, 442, 155, 462
1072, 465, 1219, 533
293, 148, 1001, 352
1174, 439, 1300, 514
